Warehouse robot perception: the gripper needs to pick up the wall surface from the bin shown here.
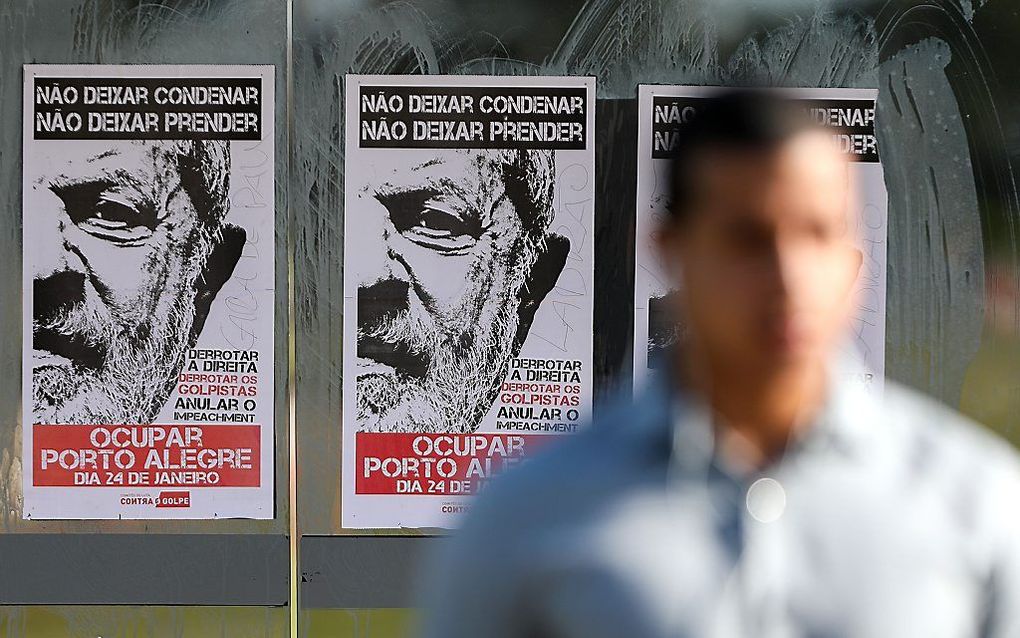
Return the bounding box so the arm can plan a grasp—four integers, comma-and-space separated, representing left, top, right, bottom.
4, 0, 1020, 636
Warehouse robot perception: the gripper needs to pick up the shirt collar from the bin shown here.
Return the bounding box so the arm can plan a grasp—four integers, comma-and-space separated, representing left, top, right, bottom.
663, 354, 880, 477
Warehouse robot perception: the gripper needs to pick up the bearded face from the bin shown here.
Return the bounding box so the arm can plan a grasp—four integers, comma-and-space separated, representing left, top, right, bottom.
30, 140, 235, 425
354, 149, 563, 433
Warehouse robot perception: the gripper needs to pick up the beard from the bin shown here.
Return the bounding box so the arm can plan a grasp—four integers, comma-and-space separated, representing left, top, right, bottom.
32, 289, 197, 425
356, 293, 522, 434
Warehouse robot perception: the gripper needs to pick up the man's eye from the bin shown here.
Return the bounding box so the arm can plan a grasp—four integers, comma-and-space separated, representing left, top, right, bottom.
377, 190, 481, 253
417, 207, 469, 237
54, 184, 156, 244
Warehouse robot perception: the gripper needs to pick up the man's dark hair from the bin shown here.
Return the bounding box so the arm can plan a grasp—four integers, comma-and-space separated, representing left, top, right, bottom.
667, 90, 821, 224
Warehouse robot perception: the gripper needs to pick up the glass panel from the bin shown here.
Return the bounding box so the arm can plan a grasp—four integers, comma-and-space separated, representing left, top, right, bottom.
293, 0, 1020, 627
0, 0, 289, 534
0, 0, 289, 629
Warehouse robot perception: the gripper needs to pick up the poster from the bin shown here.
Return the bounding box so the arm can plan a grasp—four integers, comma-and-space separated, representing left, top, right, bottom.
22, 65, 275, 519
342, 75, 595, 529
633, 86, 888, 392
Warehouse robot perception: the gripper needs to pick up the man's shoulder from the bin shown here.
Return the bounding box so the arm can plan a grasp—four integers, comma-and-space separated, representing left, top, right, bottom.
880, 382, 1011, 451
460, 385, 671, 539
877, 381, 1020, 494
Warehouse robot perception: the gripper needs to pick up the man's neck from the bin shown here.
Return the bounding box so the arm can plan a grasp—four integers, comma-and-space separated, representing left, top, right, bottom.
679, 349, 829, 469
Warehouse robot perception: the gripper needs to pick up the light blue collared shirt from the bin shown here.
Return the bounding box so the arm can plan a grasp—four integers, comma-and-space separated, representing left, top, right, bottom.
421, 368, 1020, 637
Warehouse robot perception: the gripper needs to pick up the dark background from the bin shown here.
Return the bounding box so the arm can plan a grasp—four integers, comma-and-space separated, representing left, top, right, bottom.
4, 1, 1020, 635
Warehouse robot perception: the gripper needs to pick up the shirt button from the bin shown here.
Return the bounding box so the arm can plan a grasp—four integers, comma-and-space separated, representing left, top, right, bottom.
745, 477, 786, 523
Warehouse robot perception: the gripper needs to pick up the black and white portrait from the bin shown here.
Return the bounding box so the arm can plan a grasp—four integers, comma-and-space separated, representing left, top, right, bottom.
29, 140, 244, 425
352, 149, 570, 433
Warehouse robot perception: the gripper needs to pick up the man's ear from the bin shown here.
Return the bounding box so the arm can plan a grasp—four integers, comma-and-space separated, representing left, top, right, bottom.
191, 224, 246, 342
512, 233, 570, 353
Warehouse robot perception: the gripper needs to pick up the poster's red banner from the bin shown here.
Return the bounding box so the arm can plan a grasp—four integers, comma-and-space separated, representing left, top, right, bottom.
156, 491, 192, 507
356, 432, 554, 496
33, 424, 260, 488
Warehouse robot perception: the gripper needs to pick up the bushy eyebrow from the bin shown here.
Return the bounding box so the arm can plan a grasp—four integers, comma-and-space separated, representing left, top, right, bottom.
375, 175, 468, 201
411, 158, 445, 171
47, 166, 176, 223
49, 167, 154, 200
372, 176, 498, 231
85, 149, 121, 163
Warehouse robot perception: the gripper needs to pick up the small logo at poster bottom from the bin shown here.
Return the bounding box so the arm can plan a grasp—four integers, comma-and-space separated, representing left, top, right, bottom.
156, 491, 191, 508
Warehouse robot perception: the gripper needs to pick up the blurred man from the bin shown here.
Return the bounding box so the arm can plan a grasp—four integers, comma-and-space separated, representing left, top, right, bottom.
30, 140, 242, 425
422, 92, 1020, 637
354, 149, 568, 433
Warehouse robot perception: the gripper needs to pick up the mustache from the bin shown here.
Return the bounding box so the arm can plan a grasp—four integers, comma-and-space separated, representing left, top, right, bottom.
356, 329, 503, 433
33, 323, 106, 370
33, 274, 112, 370
356, 293, 526, 433
357, 310, 432, 378
357, 280, 431, 377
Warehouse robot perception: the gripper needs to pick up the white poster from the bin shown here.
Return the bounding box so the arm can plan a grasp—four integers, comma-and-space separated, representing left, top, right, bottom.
22, 65, 275, 519
634, 86, 888, 392
342, 74, 595, 529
